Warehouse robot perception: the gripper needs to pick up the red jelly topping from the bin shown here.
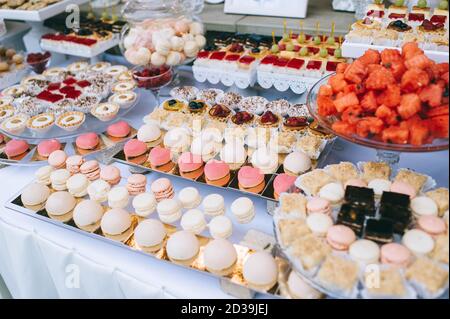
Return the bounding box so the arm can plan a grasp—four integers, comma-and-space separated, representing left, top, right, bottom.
287, 58, 305, 70
65, 90, 82, 99
63, 77, 77, 85
367, 10, 385, 18
197, 51, 211, 59
42, 33, 97, 46
294, 45, 301, 52
229, 43, 244, 53
274, 58, 289, 67
210, 51, 227, 60
305, 34, 313, 41
307, 47, 320, 54
408, 13, 425, 21
59, 86, 76, 94
209, 104, 231, 118
76, 80, 91, 88
291, 33, 299, 39
261, 55, 278, 65
260, 111, 279, 124
284, 117, 308, 128
232, 111, 254, 125
421, 19, 445, 31
37, 90, 64, 103
326, 61, 340, 72
225, 54, 240, 62
431, 15, 447, 24
239, 56, 255, 65
389, 13, 406, 19
47, 83, 61, 91
307, 60, 322, 70
327, 48, 336, 55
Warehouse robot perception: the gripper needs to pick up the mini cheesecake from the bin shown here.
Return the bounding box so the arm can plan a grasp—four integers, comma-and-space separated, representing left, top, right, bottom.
109, 91, 137, 109
26, 113, 55, 133
56, 111, 86, 132
387, 4, 408, 20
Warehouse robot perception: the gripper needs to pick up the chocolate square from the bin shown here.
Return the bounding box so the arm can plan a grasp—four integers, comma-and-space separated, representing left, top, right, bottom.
337, 204, 367, 236
379, 191, 411, 234
344, 186, 375, 208
364, 218, 394, 244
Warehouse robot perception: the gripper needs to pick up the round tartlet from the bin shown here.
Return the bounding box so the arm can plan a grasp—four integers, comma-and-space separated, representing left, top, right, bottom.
0, 105, 15, 122
89, 62, 111, 72
187, 100, 208, 115
67, 61, 89, 73
112, 81, 136, 94
43, 67, 66, 78
0, 96, 14, 108
162, 99, 186, 112
105, 65, 128, 78
26, 113, 55, 133
108, 91, 137, 109
1, 114, 29, 134
90, 103, 120, 122
2, 85, 25, 97
56, 111, 86, 132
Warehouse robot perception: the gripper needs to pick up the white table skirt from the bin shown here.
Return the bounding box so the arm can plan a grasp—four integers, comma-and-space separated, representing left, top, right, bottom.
0, 67, 448, 299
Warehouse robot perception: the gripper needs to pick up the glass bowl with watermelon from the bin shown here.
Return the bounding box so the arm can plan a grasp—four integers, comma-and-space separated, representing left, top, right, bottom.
307, 43, 449, 165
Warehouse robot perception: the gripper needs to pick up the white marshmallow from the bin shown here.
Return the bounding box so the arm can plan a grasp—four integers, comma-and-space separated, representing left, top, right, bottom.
166, 51, 182, 66
151, 52, 166, 66
189, 22, 204, 35
195, 35, 206, 49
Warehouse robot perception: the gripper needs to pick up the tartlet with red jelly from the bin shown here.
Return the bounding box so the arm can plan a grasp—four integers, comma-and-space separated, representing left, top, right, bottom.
258, 110, 281, 128
208, 104, 232, 122
283, 116, 309, 132
231, 111, 255, 127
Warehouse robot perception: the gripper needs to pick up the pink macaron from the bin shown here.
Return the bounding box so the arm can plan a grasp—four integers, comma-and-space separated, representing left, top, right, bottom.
107, 121, 131, 138
48, 150, 67, 169
326, 225, 356, 251
273, 173, 297, 200
178, 152, 204, 172
390, 181, 417, 199
307, 197, 332, 216
100, 165, 121, 186
37, 139, 61, 158
149, 146, 171, 167
126, 174, 147, 195
204, 159, 230, 186
417, 215, 447, 236
4, 139, 29, 158
65, 155, 84, 174
76, 132, 99, 150
380, 243, 412, 268
345, 178, 367, 189
80, 160, 101, 181
124, 139, 147, 158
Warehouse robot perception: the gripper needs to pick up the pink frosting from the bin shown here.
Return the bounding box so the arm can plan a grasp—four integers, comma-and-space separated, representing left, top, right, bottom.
417, 215, 447, 236
344, 178, 367, 188
178, 152, 203, 172
149, 146, 171, 166
5, 139, 29, 157
37, 139, 61, 157
307, 197, 331, 215
48, 150, 67, 167
380, 243, 412, 267
107, 121, 131, 138
76, 132, 99, 150
238, 166, 264, 187
151, 177, 172, 193
390, 181, 417, 199
326, 225, 356, 250
124, 139, 147, 157
273, 173, 296, 195
204, 159, 230, 181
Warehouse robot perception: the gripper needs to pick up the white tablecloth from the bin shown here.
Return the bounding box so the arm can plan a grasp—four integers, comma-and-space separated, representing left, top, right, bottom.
0, 68, 448, 299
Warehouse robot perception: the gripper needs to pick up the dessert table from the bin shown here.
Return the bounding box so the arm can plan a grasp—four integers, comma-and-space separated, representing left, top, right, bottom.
0, 67, 448, 299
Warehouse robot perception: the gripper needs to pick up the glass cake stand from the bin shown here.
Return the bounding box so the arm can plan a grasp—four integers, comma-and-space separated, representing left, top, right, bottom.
307, 74, 449, 167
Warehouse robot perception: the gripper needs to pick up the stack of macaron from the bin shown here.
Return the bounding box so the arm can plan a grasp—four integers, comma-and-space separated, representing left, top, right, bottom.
126, 174, 147, 195
150, 177, 175, 202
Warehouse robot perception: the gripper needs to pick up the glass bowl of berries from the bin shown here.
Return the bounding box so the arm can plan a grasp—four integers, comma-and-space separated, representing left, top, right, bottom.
132, 64, 173, 102
26, 51, 51, 74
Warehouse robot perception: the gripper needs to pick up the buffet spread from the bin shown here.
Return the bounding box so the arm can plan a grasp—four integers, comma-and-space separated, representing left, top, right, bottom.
0, 0, 449, 299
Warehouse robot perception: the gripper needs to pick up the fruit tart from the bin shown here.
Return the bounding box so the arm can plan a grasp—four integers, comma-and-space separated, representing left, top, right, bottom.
283, 116, 309, 132
208, 104, 232, 122
259, 110, 281, 128
231, 111, 255, 127
187, 100, 208, 115
162, 99, 186, 112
